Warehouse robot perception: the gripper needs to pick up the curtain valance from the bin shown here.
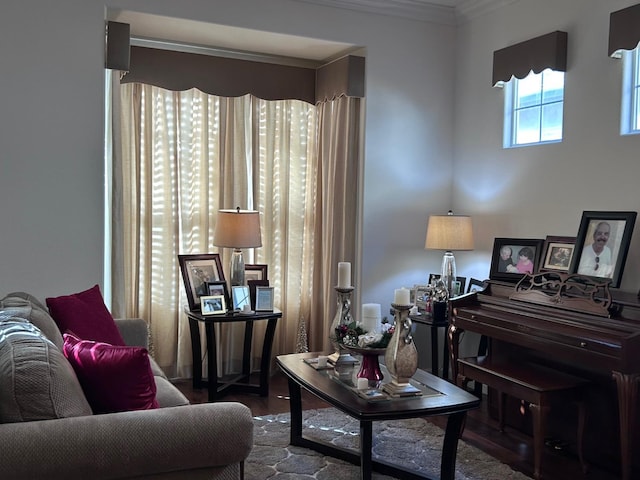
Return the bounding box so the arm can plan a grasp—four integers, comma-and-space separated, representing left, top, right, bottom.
608, 3, 640, 57
492, 31, 567, 86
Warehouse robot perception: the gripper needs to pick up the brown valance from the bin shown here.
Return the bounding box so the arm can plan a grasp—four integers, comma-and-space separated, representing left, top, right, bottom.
122, 46, 317, 104
105, 21, 130, 71
608, 3, 640, 57
492, 31, 568, 86
316, 55, 365, 102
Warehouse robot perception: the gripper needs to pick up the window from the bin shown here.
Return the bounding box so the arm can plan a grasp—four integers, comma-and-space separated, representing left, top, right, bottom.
620, 47, 640, 135
503, 69, 565, 148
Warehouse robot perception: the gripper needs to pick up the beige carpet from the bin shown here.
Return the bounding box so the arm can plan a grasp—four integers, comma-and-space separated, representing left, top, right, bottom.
247, 407, 531, 479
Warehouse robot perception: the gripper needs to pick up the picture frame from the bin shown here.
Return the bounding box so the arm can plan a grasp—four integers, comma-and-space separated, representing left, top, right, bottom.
413, 285, 431, 313
248, 279, 269, 310
428, 273, 466, 297
178, 254, 225, 311
245, 264, 268, 283
207, 281, 230, 307
200, 295, 226, 315
255, 286, 274, 311
540, 236, 576, 272
570, 211, 637, 288
231, 285, 251, 311
489, 238, 544, 282
466, 278, 487, 294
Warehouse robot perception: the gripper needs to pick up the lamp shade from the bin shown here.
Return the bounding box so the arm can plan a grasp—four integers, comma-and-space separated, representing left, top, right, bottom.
213, 209, 262, 249
425, 212, 474, 251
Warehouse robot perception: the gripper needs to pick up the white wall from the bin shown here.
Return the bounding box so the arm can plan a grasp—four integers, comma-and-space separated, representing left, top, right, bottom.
0, 0, 455, 300
453, 0, 640, 293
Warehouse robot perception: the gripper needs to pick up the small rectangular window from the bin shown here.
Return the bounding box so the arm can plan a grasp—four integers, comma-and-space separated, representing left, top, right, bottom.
620, 47, 640, 135
503, 69, 565, 148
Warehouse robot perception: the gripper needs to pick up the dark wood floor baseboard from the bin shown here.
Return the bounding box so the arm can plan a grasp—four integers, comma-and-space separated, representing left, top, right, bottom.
174, 371, 618, 480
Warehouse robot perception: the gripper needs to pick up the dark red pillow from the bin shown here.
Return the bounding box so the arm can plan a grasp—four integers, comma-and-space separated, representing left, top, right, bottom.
46, 285, 125, 346
63, 333, 159, 414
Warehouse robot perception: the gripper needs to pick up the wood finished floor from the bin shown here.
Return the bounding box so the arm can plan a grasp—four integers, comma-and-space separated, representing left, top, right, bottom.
174, 372, 619, 480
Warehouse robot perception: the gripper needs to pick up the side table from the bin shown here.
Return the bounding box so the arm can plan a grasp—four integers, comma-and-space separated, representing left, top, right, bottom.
410, 312, 450, 379
185, 308, 282, 402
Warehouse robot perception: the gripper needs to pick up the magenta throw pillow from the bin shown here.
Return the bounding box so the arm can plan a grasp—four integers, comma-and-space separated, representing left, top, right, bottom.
63, 333, 159, 414
46, 284, 125, 346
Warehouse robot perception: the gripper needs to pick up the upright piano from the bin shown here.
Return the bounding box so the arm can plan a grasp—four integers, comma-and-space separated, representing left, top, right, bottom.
449, 273, 640, 480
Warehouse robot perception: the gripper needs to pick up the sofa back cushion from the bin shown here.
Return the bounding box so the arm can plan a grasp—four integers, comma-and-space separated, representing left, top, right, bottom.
0, 292, 64, 349
46, 285, 125, 345
63, 333, 159, 414
0, 317, 92, 423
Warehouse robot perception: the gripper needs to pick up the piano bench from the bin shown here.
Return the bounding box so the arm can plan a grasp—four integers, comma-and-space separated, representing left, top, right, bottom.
457, 356, 589, 480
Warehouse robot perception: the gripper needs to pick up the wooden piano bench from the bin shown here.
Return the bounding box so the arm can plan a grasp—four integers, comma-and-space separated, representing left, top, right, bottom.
457, 356, 590, 480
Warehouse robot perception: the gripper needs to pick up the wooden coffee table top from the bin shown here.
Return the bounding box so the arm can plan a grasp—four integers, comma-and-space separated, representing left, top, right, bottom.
277, 352, 480, 422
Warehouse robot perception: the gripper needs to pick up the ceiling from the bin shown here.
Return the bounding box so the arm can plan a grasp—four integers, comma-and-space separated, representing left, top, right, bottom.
109, 0, 508, 65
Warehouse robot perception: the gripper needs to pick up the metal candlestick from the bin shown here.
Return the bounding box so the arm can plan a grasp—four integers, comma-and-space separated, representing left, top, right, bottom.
328, 286, 358, 366
383, 303, 421, 397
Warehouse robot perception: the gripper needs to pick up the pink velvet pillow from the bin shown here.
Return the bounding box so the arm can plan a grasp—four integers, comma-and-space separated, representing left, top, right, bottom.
46, 285, 125, 346
63, 333, 159, 414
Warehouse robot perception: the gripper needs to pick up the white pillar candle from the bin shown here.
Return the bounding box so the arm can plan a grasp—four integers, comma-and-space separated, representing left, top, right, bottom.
357, 377, 369, 390
362, 303, 382, 332
394, 287, 410, 305
337, 262, 351, 288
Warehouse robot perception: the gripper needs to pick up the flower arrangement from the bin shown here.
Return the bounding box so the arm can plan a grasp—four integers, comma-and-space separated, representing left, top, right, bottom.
336, 317, 394, 349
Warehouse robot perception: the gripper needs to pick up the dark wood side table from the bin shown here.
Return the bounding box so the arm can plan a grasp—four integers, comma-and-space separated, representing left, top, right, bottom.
185, 308, 282, 402
410, 313, 450, 379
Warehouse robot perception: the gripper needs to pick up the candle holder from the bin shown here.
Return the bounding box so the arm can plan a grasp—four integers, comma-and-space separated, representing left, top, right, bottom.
383, 303, 421, 397
328, 286, 359, 366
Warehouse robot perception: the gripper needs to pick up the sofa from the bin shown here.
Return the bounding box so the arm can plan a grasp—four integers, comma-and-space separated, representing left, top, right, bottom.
0, 290, 254, 480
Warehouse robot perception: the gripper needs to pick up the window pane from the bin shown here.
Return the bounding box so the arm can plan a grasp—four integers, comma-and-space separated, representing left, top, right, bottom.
541, 102, 563, 141
542, 70, 565, 103
516, 73, 541, 108
515, 106, 541, 144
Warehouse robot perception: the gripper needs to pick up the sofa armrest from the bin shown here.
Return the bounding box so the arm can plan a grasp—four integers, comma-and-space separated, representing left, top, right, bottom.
0, 402, 254, 480
115, 318, 149, 348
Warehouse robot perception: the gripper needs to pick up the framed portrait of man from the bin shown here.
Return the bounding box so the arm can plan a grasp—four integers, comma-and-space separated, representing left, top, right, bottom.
570, 211, 637, 288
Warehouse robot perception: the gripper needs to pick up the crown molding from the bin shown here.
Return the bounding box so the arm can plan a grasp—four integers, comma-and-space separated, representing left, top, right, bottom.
292, 0, 519, 25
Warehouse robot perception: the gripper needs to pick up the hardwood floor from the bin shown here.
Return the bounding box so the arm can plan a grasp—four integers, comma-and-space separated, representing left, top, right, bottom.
174, 371, 619, 480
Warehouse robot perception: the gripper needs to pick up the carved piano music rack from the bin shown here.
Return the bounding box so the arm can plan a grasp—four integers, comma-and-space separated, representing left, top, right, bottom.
450, 273, 640, 480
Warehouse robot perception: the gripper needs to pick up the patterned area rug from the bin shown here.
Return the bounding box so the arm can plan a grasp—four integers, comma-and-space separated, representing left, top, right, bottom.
247, 407, 531, 479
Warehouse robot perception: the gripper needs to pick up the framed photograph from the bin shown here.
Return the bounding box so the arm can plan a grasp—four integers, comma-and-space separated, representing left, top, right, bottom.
178, 254, 225, 311
200, 295, 226, 315
248, 279, 269, 310
232, 285, 251, 311
570, 211, 637, 288
255, 286, 274, 311
466, 278, 487, 294
207, 281, 230, 307
541, 236, 576, 272
413, 285, 431, 313
245, 264, 268, 283
489, 238, 544, 282
428, 273, 466, 297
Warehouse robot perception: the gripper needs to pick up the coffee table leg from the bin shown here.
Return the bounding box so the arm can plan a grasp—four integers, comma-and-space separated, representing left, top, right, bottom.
441, 411, 466, 480
360, 420, 373, 480
287, 377, 304, 446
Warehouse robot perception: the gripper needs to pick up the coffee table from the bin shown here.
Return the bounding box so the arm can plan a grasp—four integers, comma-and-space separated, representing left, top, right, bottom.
276, 352, 480, 480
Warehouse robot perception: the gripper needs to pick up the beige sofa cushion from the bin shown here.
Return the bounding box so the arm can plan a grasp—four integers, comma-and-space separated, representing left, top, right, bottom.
0, 316, 92, 423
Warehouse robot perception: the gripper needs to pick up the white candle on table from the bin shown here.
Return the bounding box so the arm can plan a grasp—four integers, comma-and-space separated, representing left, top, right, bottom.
362, 303, 381, 332
357, 377, 369, 390
337, 262, 351, 288
394, 287, 410, 305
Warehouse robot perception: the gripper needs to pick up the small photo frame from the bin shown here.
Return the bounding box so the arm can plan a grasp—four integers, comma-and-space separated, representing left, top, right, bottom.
489, 238, 544, 282
413, 285, 431, 313
178, 254, 226, 311
466, 278, 486, 294
200, 295, 226, 315
207, 281, 230, 307
245, 264, 268, 283
232, 285, 251, 311
541, 236, 576, 272
255, 286, 274, 311
570, 211, 637, 288
248, 279, 269, 310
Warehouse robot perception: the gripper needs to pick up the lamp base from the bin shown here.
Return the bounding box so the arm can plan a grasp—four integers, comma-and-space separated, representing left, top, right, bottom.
230, 249, 245, 286
441, 251, 456, 297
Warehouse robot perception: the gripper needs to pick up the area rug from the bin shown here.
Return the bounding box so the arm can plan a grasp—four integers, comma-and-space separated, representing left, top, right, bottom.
247, 407, 531, 479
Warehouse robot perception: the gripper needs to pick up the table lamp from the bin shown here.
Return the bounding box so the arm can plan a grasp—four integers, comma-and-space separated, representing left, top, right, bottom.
425, 210, 474, 297
213, 207, 262, 286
